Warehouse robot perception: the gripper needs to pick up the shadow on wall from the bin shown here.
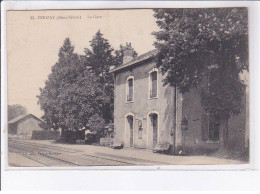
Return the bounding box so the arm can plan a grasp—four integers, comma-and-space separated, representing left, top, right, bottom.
163, 86, 175, 144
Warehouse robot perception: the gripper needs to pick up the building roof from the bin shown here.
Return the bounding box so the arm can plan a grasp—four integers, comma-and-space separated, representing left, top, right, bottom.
110, 49, 158, 73
8, 114, 45, 124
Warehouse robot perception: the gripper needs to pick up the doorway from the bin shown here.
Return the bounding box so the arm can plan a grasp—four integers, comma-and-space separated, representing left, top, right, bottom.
149, 113, 158, 148
126, 115, 134, 147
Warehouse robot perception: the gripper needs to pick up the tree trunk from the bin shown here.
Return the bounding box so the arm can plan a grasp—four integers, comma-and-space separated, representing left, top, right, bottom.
60, 128, 65, 137
219, 115, 229, 150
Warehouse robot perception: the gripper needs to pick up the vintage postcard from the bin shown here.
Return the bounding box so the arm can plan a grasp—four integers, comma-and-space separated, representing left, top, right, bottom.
5, 7, 249, 168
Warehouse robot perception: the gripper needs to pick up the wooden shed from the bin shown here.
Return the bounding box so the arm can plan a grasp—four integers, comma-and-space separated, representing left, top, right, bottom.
8, 114, 46, 139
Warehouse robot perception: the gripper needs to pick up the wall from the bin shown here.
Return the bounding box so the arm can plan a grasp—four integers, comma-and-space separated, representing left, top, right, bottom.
182, 79, 248, 155
227, 94, 247, 152
114, 58, 180, 149
17, 117, 43, 139
114, 58, 248, 154
181, 80, 218, 154
8, 124, 17, 134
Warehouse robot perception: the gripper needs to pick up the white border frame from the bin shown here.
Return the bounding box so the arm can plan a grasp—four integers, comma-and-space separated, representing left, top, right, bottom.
1, 1, 256, 172
1, 0, 259, 191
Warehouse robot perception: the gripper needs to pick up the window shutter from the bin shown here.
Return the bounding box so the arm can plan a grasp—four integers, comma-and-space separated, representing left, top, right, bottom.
201, 112, 209, 141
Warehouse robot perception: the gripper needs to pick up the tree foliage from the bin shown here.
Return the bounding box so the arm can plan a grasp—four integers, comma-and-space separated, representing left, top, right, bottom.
83, 30, 115, 123
153, 8, 248, 121
8, 104, 27, 121
38, 32, 138, 134
37, 38, 104, 131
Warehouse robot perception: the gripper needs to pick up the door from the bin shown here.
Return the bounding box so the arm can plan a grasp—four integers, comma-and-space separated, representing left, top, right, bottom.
150, 114, 158, 148
127, 115, 134, 147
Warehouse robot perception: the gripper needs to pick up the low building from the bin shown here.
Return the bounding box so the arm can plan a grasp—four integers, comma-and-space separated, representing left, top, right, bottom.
8, 114, 46, 139
110, 43, 249, 155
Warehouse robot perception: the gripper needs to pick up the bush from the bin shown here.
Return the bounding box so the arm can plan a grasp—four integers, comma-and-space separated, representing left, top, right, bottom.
61, 130, 85, 144
85, 132, 97, 144
31, 130, 60, 140
85, 130, 106, 145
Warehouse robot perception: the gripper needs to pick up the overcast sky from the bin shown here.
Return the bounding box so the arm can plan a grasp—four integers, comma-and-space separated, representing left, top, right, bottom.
7, 9, 159, 118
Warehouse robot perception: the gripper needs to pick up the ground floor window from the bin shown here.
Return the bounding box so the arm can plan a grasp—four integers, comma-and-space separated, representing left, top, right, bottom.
208, 115, 220, 140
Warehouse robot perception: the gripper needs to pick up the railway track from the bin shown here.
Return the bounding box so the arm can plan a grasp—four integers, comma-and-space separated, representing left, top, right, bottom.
9, 138, 79, 153
9, 143, 79, 166
8, 139, 137, 166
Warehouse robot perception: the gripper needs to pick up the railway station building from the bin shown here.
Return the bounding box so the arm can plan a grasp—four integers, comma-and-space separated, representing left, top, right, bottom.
110, 43, 249, 155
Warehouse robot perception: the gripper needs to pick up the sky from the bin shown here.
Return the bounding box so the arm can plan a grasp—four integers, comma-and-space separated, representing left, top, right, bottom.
7, 9, 159, 118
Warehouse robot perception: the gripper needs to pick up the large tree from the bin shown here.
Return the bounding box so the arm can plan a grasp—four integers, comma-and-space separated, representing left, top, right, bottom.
8, 104, 27, 121
83, 30, 115, 124
37, 38, 104, 132
153, 8, 248, 149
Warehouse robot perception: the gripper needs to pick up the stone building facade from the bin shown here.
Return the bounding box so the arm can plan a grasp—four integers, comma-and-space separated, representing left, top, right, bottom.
110, 43, 249, 155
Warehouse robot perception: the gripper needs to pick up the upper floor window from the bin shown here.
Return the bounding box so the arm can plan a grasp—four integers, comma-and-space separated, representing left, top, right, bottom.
126, 76, 134, 102
149, 68, 158, 99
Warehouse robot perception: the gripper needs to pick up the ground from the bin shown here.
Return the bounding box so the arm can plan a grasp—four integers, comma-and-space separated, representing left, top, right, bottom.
8, 137, 246, 167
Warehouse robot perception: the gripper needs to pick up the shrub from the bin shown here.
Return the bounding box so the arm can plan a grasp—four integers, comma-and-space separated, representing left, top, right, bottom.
31, 130, 60, 140
61, 130, 85, 144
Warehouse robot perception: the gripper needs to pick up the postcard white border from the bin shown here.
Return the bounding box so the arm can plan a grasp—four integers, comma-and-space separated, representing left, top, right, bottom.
1, 0, 260, 190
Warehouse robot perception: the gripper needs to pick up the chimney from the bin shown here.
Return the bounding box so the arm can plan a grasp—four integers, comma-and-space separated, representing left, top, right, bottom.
122, 42, 134, 64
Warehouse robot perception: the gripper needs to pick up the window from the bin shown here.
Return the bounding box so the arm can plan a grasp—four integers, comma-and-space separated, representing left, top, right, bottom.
149, 68, 158, 99
208, 115, 220, 140
126, 76, 134, 102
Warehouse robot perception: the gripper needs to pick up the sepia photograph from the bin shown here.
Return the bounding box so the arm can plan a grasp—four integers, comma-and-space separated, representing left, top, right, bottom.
6, 7, 249, 168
